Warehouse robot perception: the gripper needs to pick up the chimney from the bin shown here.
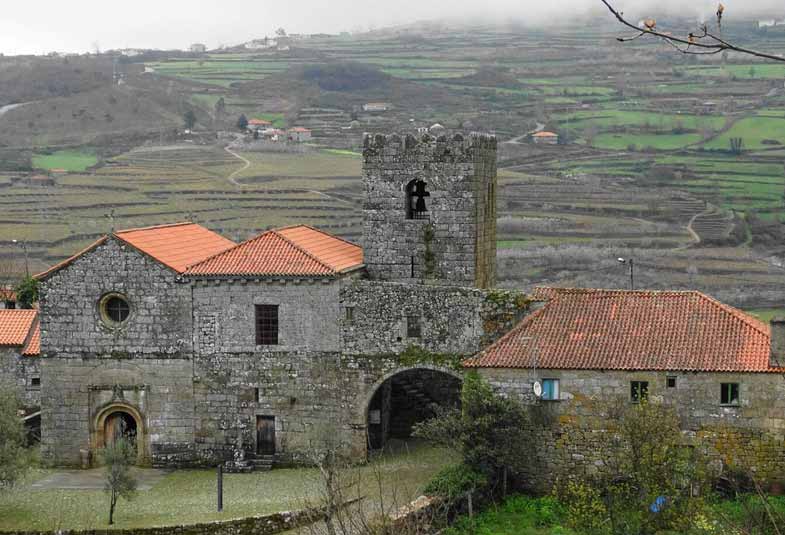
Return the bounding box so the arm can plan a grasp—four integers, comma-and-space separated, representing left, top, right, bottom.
771, 317, 785, 368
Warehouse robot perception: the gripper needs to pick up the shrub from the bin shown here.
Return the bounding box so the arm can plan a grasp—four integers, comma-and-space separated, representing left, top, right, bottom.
424, 463, 487, 502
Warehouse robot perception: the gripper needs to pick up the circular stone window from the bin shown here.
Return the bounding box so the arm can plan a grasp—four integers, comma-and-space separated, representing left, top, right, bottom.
99, 293, 131, 327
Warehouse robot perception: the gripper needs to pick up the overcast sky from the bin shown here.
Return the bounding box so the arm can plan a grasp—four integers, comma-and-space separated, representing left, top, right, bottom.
2, 0, 784, 55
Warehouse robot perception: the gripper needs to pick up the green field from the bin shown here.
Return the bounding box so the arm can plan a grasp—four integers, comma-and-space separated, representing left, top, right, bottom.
746, 308, 785, 322
0, 443, 454, 530
32, 150, 98, 172
705, 116, 785, 150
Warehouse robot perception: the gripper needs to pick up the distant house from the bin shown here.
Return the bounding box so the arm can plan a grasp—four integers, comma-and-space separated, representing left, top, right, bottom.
245, 38, 277, 50
190, 43, 207, 53
363, 103, 390, 113
288, 127, 312, 142
532, 131, 559, 145
247, 119, 272, 133
262, 128, 287, 142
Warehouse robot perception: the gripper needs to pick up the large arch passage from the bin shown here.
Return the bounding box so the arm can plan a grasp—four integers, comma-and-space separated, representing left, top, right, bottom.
366, 367, 462, 451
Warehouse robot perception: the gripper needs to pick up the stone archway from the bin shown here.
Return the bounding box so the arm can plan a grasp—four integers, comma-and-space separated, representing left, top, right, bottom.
364, 366, 462, 452
93, 402, 147, 465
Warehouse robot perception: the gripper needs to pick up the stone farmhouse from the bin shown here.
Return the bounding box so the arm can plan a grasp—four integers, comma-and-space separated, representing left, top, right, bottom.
0, 309, 40, 409
1, 131, 783, 484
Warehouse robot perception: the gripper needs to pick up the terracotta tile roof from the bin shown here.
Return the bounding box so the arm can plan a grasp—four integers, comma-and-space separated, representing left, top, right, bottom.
22, 320, 40, 357
533, 131, 558, 137
0, 309, 37, 347
248, 119, 272, 125
115, 222, 236, 273
465, 287, 775, 373
186, 225, 364, 278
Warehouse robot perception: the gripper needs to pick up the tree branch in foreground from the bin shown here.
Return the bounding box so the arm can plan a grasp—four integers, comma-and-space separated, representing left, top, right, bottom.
600, 0, 785, 63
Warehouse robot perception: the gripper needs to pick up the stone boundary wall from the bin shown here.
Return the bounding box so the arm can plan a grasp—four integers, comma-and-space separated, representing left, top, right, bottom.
0, 509, 311, 535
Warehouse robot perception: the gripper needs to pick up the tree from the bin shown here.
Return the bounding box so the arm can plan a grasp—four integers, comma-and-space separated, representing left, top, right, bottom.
601, 0, 785, 63
0, 390, 28, 489
413, 372, 532, 492
101, 437, 137, 525
183, 110, 196, 131
214, 97, 226, 119
276, 27, 287, 37
236, 114, 248, 131
14, 276, 38, 309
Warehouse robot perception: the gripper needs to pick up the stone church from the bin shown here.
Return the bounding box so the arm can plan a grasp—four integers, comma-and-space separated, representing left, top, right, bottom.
2, 130, 783, 484
32, 132, 524, 468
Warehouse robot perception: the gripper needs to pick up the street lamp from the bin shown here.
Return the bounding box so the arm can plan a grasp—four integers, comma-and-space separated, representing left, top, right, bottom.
618, 257, 634, 290
11, 239, 29, 277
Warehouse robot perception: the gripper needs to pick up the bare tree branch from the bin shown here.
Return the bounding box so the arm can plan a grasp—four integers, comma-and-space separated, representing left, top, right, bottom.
600, 0, 785, 63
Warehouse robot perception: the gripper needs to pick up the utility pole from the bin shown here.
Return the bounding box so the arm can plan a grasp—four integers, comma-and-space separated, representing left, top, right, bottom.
618, 257, 634, 290
12, 240, 29, 277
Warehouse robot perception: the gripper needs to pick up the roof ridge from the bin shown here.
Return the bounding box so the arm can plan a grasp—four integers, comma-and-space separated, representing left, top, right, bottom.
696, 291, 770, 338
279, 224, 362, 252
21, 315, 39, 355
271, 229, 337, 274
185, 229, 275, 272
114, 221, 194, 234
536, 286, 702, 297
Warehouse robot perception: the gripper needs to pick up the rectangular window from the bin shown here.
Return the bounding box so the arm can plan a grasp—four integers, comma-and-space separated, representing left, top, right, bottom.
667, 376, 677, 388
631, 381, 649, 402
345, 306, 354, 322
254, 387, 260, 403
541, 379, 560, 401
721, 383, 740, 406
407, 315, 422, 338
255, 305, 279, 345
31, 377, 41, 388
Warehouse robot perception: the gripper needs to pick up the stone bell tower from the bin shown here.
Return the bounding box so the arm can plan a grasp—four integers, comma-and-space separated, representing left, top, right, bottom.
361, 132, 497, 289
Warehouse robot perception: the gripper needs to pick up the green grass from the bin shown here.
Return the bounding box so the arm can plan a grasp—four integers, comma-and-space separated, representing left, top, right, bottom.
445, 495, 571, 535
746, 308, 785, 322
0, 442, 455, 530
32, 150, 98, 172
592, 133, 702, 150
704, 116, 785, 150
688, 63, 785, 79
252, 113, 287, 128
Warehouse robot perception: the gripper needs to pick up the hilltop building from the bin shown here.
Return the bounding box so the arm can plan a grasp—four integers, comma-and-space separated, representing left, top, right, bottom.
2, 131, 783, 486
190, 43, 207, 53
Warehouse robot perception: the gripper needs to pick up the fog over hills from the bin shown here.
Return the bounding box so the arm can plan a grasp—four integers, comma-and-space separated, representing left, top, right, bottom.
3, 0, 785, 55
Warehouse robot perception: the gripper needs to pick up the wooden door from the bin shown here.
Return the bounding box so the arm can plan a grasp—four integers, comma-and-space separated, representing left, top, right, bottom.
256, 416, 276, 455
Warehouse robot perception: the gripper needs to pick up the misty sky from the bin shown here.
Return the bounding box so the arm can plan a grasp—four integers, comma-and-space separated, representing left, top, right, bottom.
2, 0, 784, 55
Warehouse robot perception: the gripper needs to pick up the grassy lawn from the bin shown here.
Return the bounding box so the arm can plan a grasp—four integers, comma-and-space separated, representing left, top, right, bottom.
32, 150, 98, 172
0, 442, 455, 531
704, 116, 785, 150
746, 308, 785, 322
592, 132, 702, 150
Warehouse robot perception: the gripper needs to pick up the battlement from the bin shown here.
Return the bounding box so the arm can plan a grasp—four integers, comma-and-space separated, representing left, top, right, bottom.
362, 132, 497, 160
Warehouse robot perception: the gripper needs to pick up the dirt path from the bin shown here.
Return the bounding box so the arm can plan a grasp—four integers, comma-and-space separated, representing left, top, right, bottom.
224, 145, 250, 186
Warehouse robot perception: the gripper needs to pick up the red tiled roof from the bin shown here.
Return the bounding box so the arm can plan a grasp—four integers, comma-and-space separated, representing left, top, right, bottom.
22, 320, 40, 357
36, 223, 236, 280
0, 309, 37, 347
248, 119, 272, 125
465, 288, 775, 373
290, 127, 311, 132
186, 225, 364, 278
533, 131, 558, 137
115, 222, 236, 273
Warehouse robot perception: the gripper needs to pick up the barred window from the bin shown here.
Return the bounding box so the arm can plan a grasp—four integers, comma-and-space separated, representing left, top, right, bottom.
406, 315, 422, 338
255, 305, 279, 345
630, 381, 649, 402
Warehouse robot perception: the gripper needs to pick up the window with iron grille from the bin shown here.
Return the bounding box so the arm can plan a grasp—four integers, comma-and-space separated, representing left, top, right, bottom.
255, 305, 279, 345
630, 381, 649, 402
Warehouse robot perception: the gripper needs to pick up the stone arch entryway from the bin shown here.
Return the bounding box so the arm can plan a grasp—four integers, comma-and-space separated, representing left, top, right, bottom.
92, 403, 147, 464
365, 366, 462, 452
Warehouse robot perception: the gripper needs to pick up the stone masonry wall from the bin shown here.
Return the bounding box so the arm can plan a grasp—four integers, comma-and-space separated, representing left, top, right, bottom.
341, 280, 528, 356
0, 348, 40, 408
479, 368, 785, 490
39, 237, 192, 357
40, 357, 194, 467
362, 132, 497, 288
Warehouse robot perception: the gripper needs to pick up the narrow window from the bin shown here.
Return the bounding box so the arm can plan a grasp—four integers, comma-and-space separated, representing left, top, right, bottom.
406, 315, 422, 338
31, 376, 41, 388
405, 179, 430, 220
345, 306, 355, 322
631, 381, 649, 402
255, 305, 279, 345
721, 383, 740, 406
667, 376, 677, 388
254, 387, 260, 403
541, 379, 560, 401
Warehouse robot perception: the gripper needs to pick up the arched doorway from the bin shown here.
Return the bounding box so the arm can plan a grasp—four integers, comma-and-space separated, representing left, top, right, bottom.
366, 367, 462, 451
93, 403, 146, 464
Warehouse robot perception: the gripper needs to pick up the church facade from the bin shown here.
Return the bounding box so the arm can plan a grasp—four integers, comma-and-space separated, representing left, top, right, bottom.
35, 132, 523, 468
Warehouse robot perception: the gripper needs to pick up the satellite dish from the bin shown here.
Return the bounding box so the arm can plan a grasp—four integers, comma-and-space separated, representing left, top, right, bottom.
532, 381, 543, 398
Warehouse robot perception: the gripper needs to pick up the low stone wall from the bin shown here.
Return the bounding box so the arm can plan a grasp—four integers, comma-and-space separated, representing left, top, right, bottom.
0, 509, 312, 535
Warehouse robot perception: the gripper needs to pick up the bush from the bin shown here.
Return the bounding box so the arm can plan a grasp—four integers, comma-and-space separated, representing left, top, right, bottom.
425, 463, 488, 502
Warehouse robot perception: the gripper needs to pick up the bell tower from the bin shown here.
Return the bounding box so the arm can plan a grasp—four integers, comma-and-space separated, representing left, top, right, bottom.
361, 132, 497, 289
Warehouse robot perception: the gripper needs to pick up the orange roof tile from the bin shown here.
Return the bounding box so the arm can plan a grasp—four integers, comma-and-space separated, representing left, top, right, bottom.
186, 225, 363, 278
465, 288, 775, 373
533, 131, 558, 137
0, 309, 37, 347
115, 222, 236, 273
22, 320, 40, 357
